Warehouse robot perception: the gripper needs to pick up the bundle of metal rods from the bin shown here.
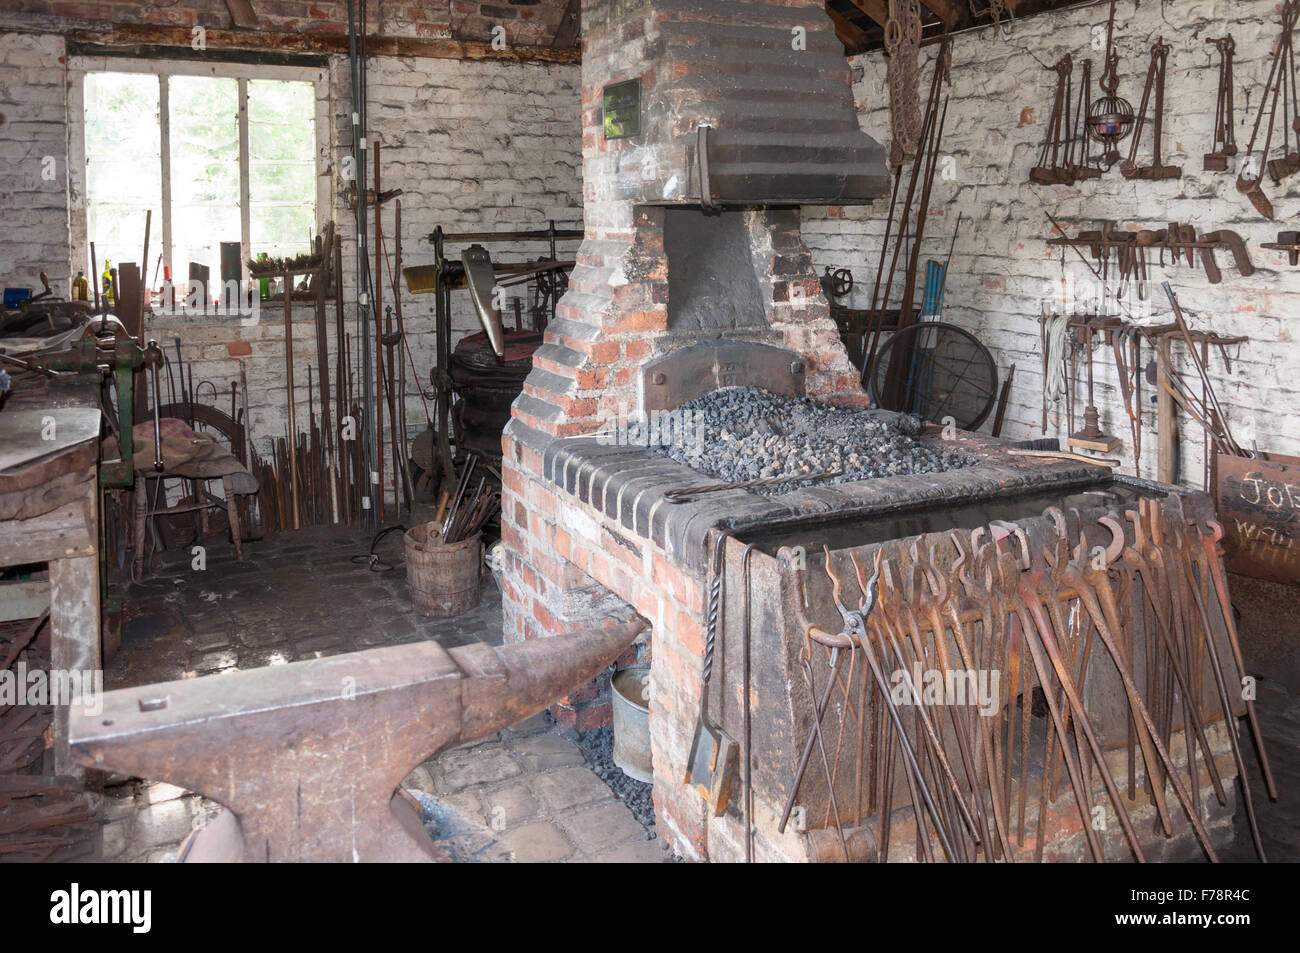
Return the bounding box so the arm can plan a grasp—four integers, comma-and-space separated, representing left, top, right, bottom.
435, 454, 500, 544
859, 41, 952, 386
252, 401, 372, 536
252, 232, 380, 534
784, 495, 1274, 863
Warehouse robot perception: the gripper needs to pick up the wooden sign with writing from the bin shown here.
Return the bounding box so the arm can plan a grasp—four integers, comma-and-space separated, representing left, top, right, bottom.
1216, 451, 1300, 586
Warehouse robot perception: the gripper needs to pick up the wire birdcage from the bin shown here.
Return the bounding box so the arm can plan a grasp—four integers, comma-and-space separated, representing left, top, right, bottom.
1087, 95, 1134, 164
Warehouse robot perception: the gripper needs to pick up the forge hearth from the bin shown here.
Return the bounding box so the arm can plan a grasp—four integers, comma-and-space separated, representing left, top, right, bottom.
505, 417, 1245, 862
500, 0, 1032, 860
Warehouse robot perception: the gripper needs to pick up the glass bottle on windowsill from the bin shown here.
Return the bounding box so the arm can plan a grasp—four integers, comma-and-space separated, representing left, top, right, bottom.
259, 253, 270, 301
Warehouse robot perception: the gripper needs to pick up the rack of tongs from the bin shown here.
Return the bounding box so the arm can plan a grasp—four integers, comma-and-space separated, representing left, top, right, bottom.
1237, 0, 1300, 219
783, 499, 1274, 863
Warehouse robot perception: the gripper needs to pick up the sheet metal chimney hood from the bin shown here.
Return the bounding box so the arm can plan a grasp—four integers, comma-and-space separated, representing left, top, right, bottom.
596, 0, 891, 208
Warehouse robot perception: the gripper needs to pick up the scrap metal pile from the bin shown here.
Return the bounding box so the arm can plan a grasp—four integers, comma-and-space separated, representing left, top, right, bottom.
784, 495, 1274, 863
654, 387, 976, 492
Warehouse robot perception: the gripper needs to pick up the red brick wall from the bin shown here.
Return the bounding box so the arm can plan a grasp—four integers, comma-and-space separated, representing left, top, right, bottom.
499, 426, 710, 856
9, 0, 570, 45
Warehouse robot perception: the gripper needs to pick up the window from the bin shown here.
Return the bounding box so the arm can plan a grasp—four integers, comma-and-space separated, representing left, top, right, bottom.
81, 63, 321, 305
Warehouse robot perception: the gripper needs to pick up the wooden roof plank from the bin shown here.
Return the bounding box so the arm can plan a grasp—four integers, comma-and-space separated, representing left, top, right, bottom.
843, 0, 890, 29
918, 0, 962, 29
827, 6, 871, 53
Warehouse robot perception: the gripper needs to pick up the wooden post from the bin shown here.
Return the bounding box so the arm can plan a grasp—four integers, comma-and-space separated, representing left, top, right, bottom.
50, 553, 100, 778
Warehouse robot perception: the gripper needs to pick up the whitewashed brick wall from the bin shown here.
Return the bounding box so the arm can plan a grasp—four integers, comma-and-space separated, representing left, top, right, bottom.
0, 33, 581, 492
0, 33, 71, 297
154, 52, 581, 473
328, 52, 582, 426
806, 0, 1300, 488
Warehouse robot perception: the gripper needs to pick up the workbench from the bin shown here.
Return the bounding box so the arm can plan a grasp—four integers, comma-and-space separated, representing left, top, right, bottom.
0, 404, 102, 776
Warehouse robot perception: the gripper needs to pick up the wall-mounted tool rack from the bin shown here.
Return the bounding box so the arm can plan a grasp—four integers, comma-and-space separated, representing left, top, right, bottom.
1044, 309, 1248, 487
1261, 232, 1300, 265
1047, 222, 1255, 287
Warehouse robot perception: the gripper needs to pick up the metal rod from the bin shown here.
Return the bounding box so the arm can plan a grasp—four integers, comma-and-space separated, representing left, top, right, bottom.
284, 270, 300, 529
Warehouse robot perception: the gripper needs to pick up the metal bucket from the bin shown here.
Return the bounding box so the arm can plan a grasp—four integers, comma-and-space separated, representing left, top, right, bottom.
611, 666, 653, 783
404, 523, 482, 617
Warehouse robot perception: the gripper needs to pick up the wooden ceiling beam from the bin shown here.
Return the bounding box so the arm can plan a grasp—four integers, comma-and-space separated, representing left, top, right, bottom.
843, 0, 890, 29
917, 0, 962, 29
830, 0, 1098, 53
225, 0, 259, 29
70, 23, 581, 63
827, 6, 871, 53
552, 0, 581, 48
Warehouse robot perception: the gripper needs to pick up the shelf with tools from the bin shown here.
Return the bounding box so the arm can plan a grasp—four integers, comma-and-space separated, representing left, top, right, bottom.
1046, 223, 1256, 288
1261, 232, 1300, 265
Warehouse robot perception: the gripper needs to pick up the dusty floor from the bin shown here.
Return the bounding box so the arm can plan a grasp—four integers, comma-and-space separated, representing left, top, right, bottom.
98, 523, 670, 863
1221, 676, 1300, 863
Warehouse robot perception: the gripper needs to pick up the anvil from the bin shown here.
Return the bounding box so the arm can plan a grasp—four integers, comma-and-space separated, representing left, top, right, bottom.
70, 620, 645, 862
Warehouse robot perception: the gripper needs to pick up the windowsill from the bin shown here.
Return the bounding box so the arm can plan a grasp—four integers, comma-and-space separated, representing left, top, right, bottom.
145, 302, 313, 326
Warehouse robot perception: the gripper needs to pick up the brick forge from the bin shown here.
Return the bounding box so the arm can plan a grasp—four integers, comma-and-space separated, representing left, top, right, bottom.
497, 0, 1104, 863
500, 0, 893, 860
498, 0, 1249, 865
499, 207, 864, 859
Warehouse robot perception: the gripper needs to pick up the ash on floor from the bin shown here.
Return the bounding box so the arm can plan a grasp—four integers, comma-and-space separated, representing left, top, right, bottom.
653, 387, 976, 491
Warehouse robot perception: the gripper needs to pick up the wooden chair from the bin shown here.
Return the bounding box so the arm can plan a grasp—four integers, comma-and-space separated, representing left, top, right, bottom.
131, 421, 256, 577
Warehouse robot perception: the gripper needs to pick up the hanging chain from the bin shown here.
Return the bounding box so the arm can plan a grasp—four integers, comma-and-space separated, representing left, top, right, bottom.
885, 0, 924, 169
1099, 0, 1121, 94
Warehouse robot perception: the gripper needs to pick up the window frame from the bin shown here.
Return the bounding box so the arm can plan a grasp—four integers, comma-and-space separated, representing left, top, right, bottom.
68, 55, 330, 302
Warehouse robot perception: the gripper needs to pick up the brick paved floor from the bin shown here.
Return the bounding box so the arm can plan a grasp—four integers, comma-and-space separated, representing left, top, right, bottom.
98, 524, 668, 863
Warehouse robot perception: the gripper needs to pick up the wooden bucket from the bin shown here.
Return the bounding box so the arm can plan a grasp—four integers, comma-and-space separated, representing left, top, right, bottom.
404, 523, 482, 617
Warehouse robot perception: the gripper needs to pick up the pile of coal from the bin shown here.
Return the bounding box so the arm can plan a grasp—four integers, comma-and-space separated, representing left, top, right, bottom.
651, 387, 976, 491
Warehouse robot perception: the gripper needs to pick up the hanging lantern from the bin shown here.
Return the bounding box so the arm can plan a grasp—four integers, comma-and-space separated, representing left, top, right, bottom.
1086, 0, 1134, 168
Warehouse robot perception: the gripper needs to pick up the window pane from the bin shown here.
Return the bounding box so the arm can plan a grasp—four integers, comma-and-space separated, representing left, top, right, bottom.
169, 76, 239, 291
82, 70, 318, 309
248, 79, 314, 127
250, 205, 315, 261
252, 160, 315, 204
84, 73, 161, 290
249, 79, 315, 263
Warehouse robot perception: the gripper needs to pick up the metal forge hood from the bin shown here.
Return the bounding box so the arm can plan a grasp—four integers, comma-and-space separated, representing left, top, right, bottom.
595, 0, 891, 207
